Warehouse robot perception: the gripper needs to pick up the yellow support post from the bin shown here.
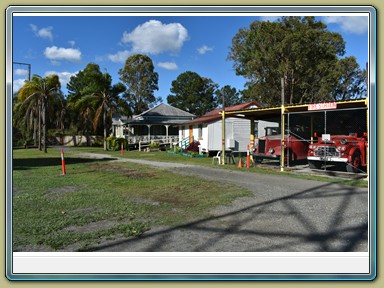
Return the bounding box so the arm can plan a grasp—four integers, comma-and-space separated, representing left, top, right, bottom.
250, 117, 255, 147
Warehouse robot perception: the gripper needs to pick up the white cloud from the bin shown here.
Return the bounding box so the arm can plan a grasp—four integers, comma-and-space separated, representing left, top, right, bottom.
30, 24, 53, 41
15, 68, 29, 77
197, 45, 214, 55
158, 62, 178, 70
68, 40, 76, 47
44, 46, 81, 62
322, 16, 368, 35
44, 71, 78, 88
121, 20, 189, 54
13, 79, 27, 93
107, 50, 131, 63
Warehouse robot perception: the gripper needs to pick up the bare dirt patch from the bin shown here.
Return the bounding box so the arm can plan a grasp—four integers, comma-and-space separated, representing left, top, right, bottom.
88, 163, 157, 179
126, 196, 161, 206
64, 219, 121, 234
45, 185, 85, 200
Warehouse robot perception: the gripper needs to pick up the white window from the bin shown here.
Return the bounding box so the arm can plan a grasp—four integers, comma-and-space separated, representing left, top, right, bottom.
198, 124, 203, 138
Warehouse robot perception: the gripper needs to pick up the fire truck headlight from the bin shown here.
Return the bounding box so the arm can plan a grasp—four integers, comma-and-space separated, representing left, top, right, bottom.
268, 147, 274, 154
337, 146, 346, 152
340, 138, 347, 145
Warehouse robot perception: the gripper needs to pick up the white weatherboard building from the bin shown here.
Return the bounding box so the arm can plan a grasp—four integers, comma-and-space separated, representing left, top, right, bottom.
179, 102, 278, 153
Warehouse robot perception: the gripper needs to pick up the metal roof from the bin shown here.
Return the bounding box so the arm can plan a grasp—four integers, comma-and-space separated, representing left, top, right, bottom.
225, 99, 368, 120
181, 102, 261, 125
135, 103, 195, 118
124, 103, 195, 126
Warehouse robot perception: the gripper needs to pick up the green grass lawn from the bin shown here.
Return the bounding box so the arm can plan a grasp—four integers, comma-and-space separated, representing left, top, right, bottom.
12, 148, 250, 251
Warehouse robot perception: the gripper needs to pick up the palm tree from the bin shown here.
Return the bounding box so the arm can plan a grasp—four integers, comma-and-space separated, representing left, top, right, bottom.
16, 81, 41, 149
13, 101, 35, 147
17, 74, 61, 152
92, 75, 126, 150
66, 66, 126, 149
69, 94, 98, 146
49, 93, 67, 144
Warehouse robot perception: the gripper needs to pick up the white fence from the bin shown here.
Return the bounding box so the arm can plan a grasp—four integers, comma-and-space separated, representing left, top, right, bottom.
127, 135, 179, 145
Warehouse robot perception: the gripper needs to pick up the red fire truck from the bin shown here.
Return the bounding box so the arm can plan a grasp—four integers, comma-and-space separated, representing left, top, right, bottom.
252, 126, 309, 164
307, 132, 368, 173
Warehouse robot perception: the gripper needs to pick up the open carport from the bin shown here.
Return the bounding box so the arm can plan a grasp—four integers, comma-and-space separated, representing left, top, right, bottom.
224, 99, 369, 175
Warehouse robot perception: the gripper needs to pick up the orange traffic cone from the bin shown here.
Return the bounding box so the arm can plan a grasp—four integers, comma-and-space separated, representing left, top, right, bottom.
237, 158, 243, 168
60, 149, 66, 175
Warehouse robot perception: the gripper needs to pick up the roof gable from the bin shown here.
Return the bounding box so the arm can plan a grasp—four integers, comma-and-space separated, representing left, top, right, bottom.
138, 103, 195, 118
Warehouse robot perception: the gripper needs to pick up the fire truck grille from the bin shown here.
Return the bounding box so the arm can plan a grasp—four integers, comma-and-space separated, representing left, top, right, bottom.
258, 140, 266, 153
314, 146, 340, 157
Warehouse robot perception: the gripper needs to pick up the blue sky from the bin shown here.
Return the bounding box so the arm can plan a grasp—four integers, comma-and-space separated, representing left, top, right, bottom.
12, 14, 369, 103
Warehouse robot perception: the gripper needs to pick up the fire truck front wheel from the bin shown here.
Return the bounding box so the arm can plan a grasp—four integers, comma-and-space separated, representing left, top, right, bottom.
346, 151, 362, 173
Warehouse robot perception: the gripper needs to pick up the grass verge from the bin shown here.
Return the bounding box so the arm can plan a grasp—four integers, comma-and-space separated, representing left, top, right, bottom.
12, 148, 250, 251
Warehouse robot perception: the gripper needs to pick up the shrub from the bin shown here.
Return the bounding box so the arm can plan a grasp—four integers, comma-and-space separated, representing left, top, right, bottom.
183, 140, 200, 153
149, 141, 160, 149
115, 137, 128, 150
106, 136, 116, 150
174, 146, 181, 152
106, 136, 127, 150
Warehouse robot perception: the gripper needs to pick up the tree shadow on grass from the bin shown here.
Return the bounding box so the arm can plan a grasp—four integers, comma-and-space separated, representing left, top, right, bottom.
12, 157, 117, 170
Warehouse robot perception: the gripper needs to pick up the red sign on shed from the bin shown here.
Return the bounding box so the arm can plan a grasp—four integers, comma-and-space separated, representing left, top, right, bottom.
308, 102, 337, 111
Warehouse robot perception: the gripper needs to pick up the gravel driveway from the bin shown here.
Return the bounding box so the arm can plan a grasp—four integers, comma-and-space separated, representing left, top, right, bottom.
76, 152, 369, 252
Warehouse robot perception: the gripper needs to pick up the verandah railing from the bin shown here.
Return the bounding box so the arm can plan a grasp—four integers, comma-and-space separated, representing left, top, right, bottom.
180, 136, 193, 150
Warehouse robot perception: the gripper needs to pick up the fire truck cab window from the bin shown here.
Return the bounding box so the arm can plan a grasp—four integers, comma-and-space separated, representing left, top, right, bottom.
265, 127, 280, 136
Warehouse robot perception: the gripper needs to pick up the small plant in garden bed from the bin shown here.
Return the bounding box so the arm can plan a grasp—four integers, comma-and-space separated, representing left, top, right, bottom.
106, 136, 127, 151
149, 141, 160, 149
167, 146, 182, 154
181, 151, 205, 158
174, 146, 181, 152
147, 141, 161, 152
182, 140, 200, 154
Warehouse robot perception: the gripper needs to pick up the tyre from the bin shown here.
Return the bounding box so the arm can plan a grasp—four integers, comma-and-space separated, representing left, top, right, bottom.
346, 151, 362, 173
308, 160, 322, 169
